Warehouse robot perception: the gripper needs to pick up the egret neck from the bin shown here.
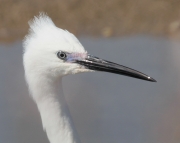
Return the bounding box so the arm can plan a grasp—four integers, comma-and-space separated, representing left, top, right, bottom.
29, 75, 80, 143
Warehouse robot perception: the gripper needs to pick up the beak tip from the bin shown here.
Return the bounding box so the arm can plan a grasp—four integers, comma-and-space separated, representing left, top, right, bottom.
148, 77, 157, 82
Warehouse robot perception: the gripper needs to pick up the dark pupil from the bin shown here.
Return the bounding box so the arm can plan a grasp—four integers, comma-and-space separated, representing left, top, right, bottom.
60, 53, 65, 58
57, 51, 66, 59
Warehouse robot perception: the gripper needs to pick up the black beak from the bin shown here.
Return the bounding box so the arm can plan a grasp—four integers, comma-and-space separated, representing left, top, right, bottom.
76, 54, 156, 82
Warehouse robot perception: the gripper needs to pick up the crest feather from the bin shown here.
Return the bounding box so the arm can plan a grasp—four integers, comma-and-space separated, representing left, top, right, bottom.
23, 13, 54, 51
23, 13, 85, 53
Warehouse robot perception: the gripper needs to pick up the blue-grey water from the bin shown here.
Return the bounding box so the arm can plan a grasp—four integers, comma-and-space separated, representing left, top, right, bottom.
0, 36, 180, 143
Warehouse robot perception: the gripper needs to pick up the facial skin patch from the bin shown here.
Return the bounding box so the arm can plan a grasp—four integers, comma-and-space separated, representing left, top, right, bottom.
66, 52, 87, 62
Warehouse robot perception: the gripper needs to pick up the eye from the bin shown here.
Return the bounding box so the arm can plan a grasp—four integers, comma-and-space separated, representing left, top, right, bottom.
57, 51, 67, 60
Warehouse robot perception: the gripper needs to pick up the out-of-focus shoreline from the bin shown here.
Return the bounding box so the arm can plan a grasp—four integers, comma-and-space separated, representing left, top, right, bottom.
0, 0, 180, 42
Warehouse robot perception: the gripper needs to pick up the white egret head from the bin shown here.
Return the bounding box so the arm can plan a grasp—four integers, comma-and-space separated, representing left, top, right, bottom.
23, 13, 156, 82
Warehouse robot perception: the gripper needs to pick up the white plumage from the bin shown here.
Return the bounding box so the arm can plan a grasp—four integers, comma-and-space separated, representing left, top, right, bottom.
23, 13, 89, 143
23, 13, 156, 143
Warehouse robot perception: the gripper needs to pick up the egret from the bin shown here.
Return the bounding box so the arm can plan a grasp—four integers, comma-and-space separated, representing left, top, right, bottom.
23, 13, 156, 143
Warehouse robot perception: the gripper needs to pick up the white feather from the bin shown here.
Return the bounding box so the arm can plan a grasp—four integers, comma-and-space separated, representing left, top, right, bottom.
23, 13, 90, 143
23, 13, 85, 54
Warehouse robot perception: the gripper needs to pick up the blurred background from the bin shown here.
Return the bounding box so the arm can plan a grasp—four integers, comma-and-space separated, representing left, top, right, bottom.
1, 0, 180, 143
